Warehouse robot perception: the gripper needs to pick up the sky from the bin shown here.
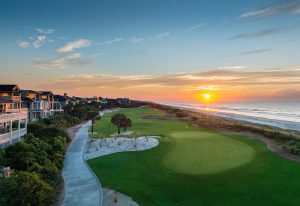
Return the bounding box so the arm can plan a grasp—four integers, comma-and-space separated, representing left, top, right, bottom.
0, 0, 300, 102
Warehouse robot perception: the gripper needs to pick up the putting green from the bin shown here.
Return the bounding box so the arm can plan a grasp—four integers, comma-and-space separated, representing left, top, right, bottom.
163, 131, 255, 175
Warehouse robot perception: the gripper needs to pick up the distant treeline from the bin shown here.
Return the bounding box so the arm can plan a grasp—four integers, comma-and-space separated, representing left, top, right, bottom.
150, 103, 300, 156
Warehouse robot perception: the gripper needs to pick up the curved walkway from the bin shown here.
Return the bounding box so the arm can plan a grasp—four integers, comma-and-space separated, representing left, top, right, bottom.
62, 121, 102, 206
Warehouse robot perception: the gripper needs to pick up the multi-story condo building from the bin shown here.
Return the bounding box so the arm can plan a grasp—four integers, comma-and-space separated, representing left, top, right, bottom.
54, 93, 70, 108
21, 90, 63, 122
0, 85, 28, 148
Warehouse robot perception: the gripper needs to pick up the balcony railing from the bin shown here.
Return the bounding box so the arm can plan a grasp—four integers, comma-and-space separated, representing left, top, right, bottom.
4, 108, 28, 113
0, 128, 27, 145
0, 110, 28, 124
0, 96, 21, 102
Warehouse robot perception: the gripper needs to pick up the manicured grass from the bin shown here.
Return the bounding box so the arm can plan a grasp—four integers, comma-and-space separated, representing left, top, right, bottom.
88, 107, 300, 206
91, 107, 164, 138
163, 131, 255, 175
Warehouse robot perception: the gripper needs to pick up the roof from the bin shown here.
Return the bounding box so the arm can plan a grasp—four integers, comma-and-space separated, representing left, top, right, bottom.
21, 97, 34, 102
0, 85, 20, 92
21, 90, 40, 94
40, 91, 53, 95
54, 95, 68, 101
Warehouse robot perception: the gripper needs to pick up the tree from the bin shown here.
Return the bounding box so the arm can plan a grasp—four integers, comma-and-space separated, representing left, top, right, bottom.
122, 118, 132, 132
87, 111, 99, 133
111, 114, 126, 134
0, 171, 54, 206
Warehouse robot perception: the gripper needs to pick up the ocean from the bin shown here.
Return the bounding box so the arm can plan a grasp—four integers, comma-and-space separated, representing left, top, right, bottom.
163, 102, 300, 132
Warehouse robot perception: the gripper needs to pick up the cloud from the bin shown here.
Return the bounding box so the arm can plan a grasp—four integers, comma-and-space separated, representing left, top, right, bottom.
241, 0, 300, 18
19, 41, 30, 48
151, 32, 170, 39
37, 67, 300, 101
187, 23, 205, 31
239, 48, 272, 55
39, 67, 300, 90
32, 53, 86, 69
229, 27, 288, 40
57, 39, 91, 53
35, 28, 55, 34
90, 52, 103, 58
218, 66, 247, 70
95, 38, 123, 45
270, 88, 300, 101
130, 37, 144, 43
18, 35, 46, 48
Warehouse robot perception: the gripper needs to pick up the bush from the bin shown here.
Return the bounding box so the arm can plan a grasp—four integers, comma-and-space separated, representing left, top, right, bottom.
29, 126, 69, 142
175, 112, 189, 118
0, 132, 67, 204
282, 140, 300, 155
38, 114, 80, 128
0, 171, 54, 206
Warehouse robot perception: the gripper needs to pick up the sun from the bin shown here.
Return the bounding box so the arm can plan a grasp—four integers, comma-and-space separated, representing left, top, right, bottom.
199, 92, 215, 103
203, 93, 212, 100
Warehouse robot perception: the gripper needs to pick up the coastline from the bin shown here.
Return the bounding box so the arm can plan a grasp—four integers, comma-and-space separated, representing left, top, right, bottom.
162, 103, 300, 132
149, 102, 300, 162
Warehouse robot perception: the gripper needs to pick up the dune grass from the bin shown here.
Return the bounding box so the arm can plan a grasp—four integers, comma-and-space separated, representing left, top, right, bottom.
88, 106, 300, 206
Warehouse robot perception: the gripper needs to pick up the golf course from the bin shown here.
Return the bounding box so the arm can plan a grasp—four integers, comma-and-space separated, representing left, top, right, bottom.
88, 106, 300, 206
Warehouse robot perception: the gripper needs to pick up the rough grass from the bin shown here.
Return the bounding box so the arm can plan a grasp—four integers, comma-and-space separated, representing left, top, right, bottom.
88, 106, 300, 206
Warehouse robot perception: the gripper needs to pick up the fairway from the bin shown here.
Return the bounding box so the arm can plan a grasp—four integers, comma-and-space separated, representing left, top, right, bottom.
88, 107, 300, 206
163, 131, 255, 175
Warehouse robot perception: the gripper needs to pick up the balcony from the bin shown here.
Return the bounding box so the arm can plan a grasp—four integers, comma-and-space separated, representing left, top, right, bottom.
0, 128, 27, 147
0, 96, 21, 102
4, 108, 28, 113
0, 109, 28, 124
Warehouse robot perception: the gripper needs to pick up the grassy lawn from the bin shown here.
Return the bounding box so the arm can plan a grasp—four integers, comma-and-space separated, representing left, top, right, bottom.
163, 131, 255, 175
91, 106, 164, 138
88, 106, 300, 206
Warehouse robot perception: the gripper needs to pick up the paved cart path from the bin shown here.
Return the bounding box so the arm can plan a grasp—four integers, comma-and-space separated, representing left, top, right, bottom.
62, 121, 102, 206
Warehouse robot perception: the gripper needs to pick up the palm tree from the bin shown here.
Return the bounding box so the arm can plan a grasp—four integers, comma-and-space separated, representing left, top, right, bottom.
87, 111, 100, 133
111, 113, 126, 134
122, 118, 132, 132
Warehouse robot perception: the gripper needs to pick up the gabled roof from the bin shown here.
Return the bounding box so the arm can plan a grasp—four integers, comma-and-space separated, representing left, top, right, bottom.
21, 90, 40, 94
0, 85, 20, 92
40, 91, 53, 95
54, 95, 68, 101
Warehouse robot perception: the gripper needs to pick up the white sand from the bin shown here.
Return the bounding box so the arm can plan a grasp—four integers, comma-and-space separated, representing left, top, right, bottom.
84, 136, 159, 160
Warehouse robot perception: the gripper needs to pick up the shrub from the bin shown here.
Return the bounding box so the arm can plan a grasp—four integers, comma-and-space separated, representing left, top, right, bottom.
29, 126, 69, 142
282, 140, 300, 155
0, 171, 54, 206
175, 112, 189, 118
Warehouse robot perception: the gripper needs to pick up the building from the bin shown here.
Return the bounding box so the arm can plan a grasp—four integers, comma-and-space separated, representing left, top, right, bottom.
116, 98, 131, 104
54, 94, 70, 108
21, 90, 63, 122
0, 85, 28, 148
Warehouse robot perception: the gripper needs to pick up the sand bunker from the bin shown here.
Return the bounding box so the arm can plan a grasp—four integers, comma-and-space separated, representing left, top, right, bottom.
85, 136, 160, 160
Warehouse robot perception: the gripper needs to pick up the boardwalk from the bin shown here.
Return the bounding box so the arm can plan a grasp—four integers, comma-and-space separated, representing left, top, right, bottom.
62, 121, 102, 206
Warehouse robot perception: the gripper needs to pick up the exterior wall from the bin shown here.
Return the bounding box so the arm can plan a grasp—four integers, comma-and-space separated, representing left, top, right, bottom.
26, 100, 63, 122
0, 109, 28, 148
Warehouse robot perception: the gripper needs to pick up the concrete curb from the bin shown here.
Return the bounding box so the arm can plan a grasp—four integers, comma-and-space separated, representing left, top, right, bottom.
83, 121, 103, 206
